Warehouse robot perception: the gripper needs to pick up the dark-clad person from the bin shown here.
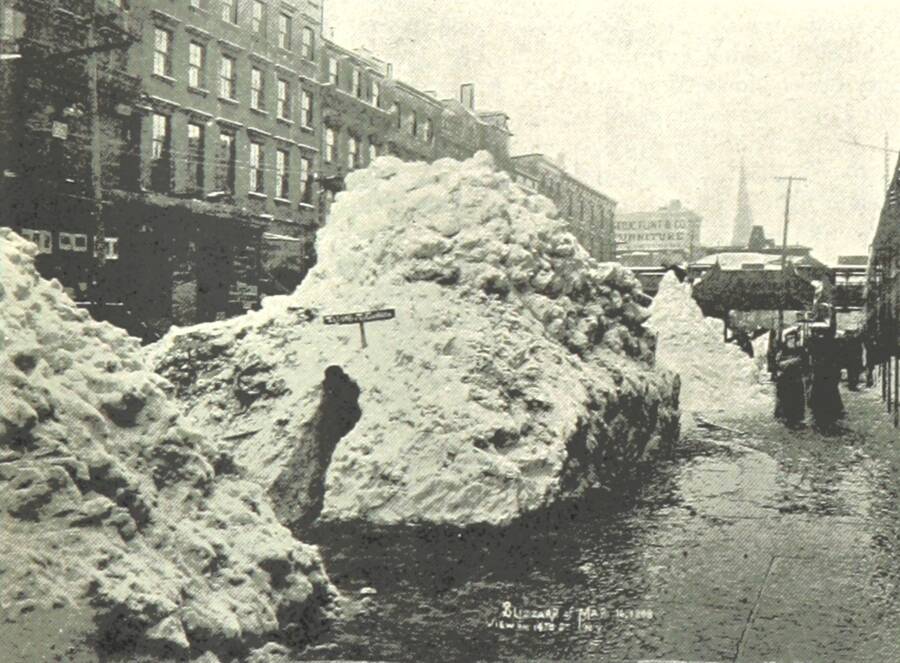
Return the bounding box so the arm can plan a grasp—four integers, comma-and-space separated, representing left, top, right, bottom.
843, 331, 864, 391
775, 331, 808, 427
807, 325, 845, 429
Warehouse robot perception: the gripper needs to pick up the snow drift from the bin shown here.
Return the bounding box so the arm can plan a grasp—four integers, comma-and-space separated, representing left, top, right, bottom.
149, 152, 680, 529
0, 229, 337, 662
649, 271, 770, 429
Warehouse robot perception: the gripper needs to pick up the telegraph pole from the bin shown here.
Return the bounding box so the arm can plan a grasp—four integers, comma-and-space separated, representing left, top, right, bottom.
774, 175, 806, 345
88, 0, 106, 295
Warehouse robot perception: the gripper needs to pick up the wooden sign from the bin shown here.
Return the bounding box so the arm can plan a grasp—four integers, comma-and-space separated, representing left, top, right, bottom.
323, 308, 395, 349
323, 309, 395, 325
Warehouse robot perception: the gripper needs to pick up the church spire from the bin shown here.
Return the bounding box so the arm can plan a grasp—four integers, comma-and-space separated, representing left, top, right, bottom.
731, 156, 754, 247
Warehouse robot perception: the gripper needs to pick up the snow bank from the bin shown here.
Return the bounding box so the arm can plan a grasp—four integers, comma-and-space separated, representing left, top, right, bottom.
0, 229, 336, 661
149, 152, 680, 528
649, 272, 770, 429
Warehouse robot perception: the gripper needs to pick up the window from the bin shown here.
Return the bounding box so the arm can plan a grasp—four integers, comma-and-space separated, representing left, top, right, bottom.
325, 127, 336, 163
276, 148, 289, 198
153, 27, 172, 78
59, 233, 88, 252
278, 13, 292, 49
348, 136, 359, 169
216, 129, 236, 193
371, 81, 380, 108
352, 69, 362, 98
393, 102, 401, 129
299, 156, 312, 202
424, 118, 434, 143
221, 0, 237, 24
249, 142, 265, 193
410, 111, 417, 137
187, 122, 205, 192
106, 237, 119, 260
189, 0, 206, 9
150, 112, 171, 192
301, 26, 314, 59
328, 58, 338, 86
188, 42, 205, 89
251, 1, 265, 34
219, 54, 236, 99
251, 67, 265, 110
300, 89, 313, 127
37, 230, 52, 254
277, 79, 290, 119
1, 6, 26, 43
368, 142, 377, 164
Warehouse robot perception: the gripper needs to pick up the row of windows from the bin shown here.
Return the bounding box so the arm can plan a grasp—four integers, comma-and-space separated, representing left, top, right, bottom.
146, 1, 319, 57
150, 112, 315, 202
154, 32, 317, 126
19, 228, 119, 259
323, 128, 381, 169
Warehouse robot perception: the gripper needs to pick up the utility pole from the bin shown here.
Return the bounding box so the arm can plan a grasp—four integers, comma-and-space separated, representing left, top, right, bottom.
838, 135, 899, 194
88, 0, 106, 301
774, 175, 806, 346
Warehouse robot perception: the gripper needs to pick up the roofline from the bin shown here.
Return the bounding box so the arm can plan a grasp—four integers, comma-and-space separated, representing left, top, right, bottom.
510, 154, 616, 205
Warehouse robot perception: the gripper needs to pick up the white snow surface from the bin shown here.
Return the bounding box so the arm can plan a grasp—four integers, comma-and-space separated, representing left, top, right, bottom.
649, 272, 770, 429
0, 229, 335, 659
149, 152, 680, 527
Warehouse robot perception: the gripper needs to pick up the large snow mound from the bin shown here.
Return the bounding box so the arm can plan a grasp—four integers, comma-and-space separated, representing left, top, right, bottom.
0, 229, 336, 662
649, 272, 770, 429
149, 152, 680, 528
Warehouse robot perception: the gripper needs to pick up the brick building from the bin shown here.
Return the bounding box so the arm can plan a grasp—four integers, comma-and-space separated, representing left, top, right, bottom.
316, 40, 512, 196
1, 0, 326, 339
615, 199, 703, 265
510, 154, 617, 262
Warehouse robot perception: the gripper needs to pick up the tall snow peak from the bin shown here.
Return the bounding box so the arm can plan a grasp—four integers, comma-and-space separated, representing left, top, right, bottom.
149, 152, 681, 528
649, 271, 770, 429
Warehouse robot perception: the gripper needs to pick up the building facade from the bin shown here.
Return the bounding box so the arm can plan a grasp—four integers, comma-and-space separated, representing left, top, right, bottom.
316, 40, 512, 197
510, 154, 617, 262
1, 0, 327, 339
615, 200, 702, 265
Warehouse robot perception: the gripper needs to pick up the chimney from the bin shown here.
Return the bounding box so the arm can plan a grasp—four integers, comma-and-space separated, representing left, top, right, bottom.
460, 83, 475, 110
386, 63, 394, 79
557, 152, 566, 169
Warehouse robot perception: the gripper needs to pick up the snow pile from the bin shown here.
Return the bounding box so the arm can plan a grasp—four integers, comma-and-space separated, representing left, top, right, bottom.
0, 229, 336, 661
649, 271, 770, 428
149, 152, 680, 529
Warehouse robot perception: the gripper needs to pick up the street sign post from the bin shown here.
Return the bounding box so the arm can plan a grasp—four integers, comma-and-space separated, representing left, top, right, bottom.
323, 308, 395, 349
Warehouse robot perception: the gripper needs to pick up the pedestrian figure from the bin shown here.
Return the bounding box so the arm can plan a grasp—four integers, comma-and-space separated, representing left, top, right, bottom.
844, 331, 864, 391
774, 332, 808, 427
807, 326, 845, 429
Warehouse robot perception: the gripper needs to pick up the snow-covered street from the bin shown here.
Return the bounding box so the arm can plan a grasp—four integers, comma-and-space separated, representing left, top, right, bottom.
302, 383, 900, 662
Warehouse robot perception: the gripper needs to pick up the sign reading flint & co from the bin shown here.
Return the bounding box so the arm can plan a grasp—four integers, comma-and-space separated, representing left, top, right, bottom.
323, 309, 396, 325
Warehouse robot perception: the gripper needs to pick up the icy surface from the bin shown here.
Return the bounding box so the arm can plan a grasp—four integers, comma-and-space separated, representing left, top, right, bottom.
149, 152, 681, 528
649, 272, 770, 429
0, 229, 336, 661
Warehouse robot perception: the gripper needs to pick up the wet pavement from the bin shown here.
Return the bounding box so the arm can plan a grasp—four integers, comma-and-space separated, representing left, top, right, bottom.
303, 384, 900, 662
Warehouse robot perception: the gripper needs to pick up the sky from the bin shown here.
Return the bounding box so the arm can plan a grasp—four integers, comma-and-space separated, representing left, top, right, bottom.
323, 0, 900, 262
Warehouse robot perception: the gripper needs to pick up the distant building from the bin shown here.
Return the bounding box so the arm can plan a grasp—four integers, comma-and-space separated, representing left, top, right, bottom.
615, 200, 702, 265
510, 154, 617, 262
